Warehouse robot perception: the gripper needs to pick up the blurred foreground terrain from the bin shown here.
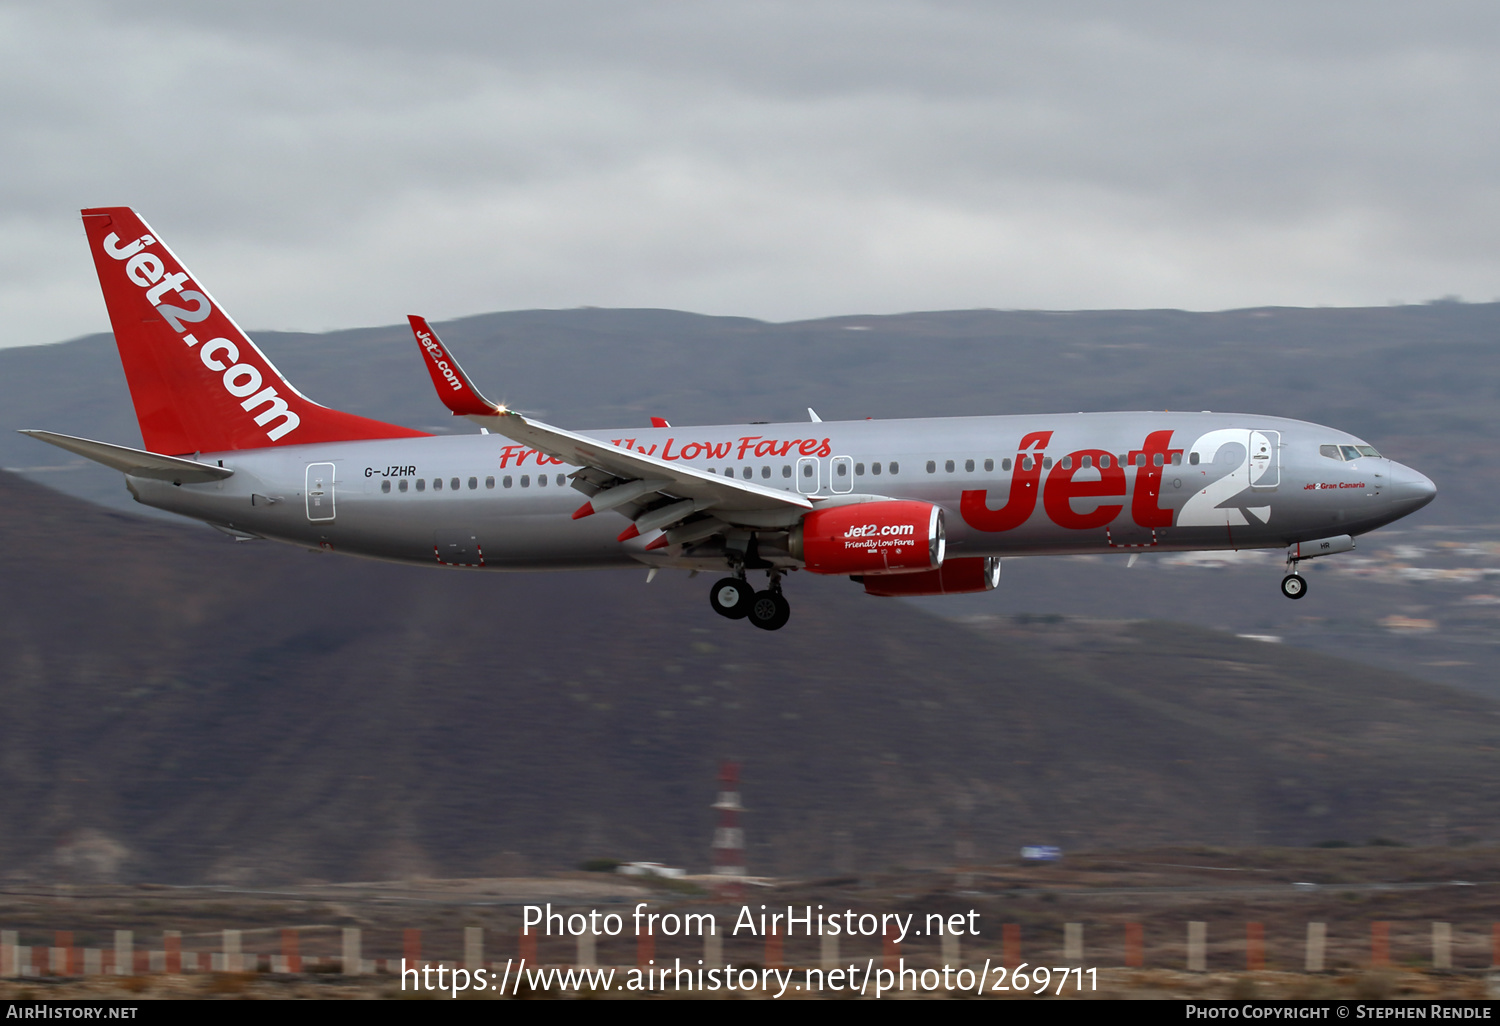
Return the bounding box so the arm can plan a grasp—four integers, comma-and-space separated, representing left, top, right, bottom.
3, 847, 1500, 999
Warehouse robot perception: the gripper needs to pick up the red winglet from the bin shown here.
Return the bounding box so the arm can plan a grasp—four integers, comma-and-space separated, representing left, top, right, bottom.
81, 207, 428, 456
617, 523, 641, 542
407, 315, 503, 417
643, 534, 669, 551
572, 501, 595, 520
650, 417, 670, 428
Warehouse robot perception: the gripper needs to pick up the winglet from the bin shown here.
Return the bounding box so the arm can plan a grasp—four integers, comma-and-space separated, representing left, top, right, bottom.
407, 316, 504, 417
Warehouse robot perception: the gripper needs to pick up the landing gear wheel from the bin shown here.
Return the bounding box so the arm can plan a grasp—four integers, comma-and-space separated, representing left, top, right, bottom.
748, 590, 791, 631
710, 577, 755, 619
1280, 573, 1308, 600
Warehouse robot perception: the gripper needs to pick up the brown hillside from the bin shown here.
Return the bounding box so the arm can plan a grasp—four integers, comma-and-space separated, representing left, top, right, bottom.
1, 471, 1497, 885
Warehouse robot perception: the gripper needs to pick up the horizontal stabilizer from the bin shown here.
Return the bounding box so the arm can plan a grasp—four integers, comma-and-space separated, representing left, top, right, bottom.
19, 430, 234, 483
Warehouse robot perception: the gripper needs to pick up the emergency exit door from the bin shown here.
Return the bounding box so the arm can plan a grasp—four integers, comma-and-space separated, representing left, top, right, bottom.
305, 463, 336, 521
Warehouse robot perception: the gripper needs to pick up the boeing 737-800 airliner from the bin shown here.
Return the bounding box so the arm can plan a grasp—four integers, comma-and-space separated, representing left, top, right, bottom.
24, 208, 1436, 630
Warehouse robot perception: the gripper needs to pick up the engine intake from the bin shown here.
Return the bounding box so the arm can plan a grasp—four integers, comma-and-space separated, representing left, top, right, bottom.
790, 500, 944, 575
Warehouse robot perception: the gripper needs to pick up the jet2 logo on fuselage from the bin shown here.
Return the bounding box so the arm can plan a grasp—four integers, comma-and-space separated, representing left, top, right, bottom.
961, 429, 1270, 533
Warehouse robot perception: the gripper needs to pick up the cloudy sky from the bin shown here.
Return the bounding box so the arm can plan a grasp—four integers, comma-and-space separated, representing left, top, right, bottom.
3, 1, 1498, 347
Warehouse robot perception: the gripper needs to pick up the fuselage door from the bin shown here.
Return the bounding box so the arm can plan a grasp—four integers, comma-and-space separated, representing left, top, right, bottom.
305, 462, 336, 521
830, 455, 853, 493
1248, 431, 1280, 489
796, 456, 819, 494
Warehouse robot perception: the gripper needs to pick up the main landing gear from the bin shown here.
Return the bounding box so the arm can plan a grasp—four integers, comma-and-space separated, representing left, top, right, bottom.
709, 572, 791, 630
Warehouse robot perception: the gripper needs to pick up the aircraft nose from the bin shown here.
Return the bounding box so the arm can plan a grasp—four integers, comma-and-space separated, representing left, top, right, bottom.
1388, 463, 1437, 512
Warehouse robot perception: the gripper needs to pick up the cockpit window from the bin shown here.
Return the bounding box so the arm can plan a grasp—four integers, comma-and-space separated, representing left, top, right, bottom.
1319, 445, 1343, 461
1356, 445, 1382, 458
1339, 445, 1362, 461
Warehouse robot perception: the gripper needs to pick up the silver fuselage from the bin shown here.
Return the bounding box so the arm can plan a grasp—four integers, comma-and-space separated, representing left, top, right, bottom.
124, 411, 1436, 574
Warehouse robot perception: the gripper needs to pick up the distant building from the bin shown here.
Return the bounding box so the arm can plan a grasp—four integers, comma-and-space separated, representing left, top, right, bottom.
617, 862, 686, 879
1379, 615, 1437, 633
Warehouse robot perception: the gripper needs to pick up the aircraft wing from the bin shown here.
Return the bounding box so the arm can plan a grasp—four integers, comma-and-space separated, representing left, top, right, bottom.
481, 408, 812, 516
407, 317, 812, 532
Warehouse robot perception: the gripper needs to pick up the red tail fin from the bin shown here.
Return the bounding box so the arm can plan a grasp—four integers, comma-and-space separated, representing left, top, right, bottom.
82, 207, 428, 455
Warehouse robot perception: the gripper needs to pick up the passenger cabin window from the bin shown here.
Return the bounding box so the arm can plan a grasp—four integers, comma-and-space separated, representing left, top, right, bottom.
984, 458, 994, 472
538, 474, 547, 486
381, 480, 391, 493
1171, 453, 1182, 466
782, 465, 792, 478
741, 467, 752, 480
557, 474, 566, 486
926, 460, 936, 474
854, 463, 865, 475
871, 462, 882, 475
1002, 458, 1012, 471
1153, 453, 1164, 467
485, 476, 495, 488
761, 466, 771, 479
1061, 456, 1073, 470
889, 462, 899, 474
452, 477, 461, 491
1021, 456, 1032, 471
944, 460, 955, 473
503, 475, 513, 488
433, 478, 442, 490
399, 479, 408, 492
1042, 457, 1053, 469
520, 475, 530, 487
1189, 452, 1200, 466
964, 459, 975, 472
416, 479, 426, 492
1081, 455, 1092, 468
1098, 455, 1108, 469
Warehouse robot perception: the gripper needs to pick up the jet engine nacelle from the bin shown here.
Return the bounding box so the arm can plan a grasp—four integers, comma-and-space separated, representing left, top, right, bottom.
860, 556, 1000, 596
789, 500, 945, 575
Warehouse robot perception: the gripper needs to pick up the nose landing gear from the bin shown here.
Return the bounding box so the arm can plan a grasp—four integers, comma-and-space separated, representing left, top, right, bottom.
1281, 548, 1310, 599
710, 570, 791, 629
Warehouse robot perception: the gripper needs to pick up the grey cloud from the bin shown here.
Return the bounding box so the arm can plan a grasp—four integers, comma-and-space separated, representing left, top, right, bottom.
3, 1, 1499, 347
